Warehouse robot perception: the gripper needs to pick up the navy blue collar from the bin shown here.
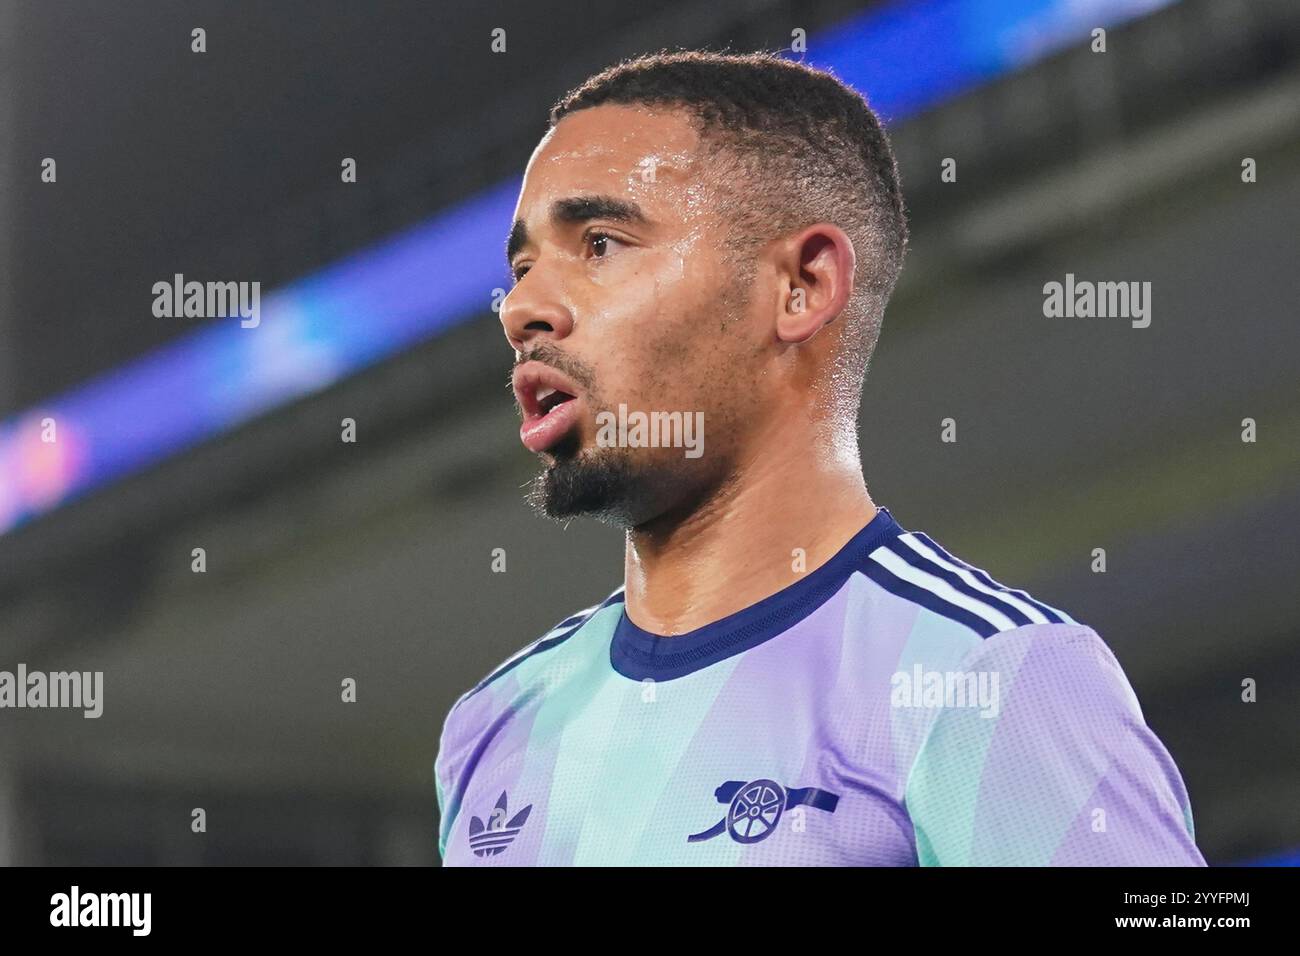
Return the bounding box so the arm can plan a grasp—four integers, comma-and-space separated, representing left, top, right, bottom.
609, 507, 904, 681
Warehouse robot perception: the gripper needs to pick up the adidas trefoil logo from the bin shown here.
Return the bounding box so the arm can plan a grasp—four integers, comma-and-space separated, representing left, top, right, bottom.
468, 791, 532, 857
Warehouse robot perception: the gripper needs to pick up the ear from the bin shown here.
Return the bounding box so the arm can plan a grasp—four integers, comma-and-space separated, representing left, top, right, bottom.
774, 224, 857, 344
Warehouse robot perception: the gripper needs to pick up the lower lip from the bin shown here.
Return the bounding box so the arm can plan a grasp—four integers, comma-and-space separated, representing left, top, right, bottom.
520, 399, 581, 453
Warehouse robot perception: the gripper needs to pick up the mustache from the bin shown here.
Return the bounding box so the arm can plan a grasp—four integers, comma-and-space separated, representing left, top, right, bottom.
507, 343, 597, 396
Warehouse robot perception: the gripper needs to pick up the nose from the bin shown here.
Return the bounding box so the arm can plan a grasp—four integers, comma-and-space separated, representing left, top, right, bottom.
499, 271, 575, 352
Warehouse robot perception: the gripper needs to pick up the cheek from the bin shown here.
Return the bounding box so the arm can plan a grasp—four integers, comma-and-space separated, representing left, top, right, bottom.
579, 250, 675, 353
599, 332, 694, 414
583, 245, 750, 415
586, 245, 686, 312
583, 250, 692, 391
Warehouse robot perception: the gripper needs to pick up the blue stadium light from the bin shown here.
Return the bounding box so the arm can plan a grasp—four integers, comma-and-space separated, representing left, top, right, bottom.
0, 179, 518, 533
809, 0, 1175, 120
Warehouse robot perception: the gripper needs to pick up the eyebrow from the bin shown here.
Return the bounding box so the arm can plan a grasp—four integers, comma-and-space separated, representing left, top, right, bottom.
506, 195, 650, 269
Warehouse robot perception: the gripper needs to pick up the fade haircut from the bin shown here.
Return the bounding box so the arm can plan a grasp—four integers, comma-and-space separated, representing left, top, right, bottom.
550, 50, 909, 403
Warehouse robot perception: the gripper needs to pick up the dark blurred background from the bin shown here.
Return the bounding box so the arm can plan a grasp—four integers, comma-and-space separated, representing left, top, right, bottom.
0, 0, 1296, 866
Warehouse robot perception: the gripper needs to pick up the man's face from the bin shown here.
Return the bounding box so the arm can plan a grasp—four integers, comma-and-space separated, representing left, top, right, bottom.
503, 104, 767, 528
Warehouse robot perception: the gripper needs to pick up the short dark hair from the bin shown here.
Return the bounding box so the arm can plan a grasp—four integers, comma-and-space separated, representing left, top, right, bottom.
551, 50, 908, 390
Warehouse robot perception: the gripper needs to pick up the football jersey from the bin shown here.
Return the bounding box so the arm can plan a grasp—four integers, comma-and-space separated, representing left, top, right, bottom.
435, 506, 1205, 866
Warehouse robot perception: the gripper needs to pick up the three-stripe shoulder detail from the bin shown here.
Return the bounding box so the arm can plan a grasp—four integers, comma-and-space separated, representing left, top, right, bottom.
861, 531, 1079, 639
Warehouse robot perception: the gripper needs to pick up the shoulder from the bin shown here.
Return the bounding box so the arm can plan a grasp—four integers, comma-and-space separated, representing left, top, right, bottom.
857, 522, 1130, 715
853, 520, 1084, 642
901, 619, 1154, 799
902, 621, 1203, 864
890, 621, 1125, 799
475, 584, 625, 695
438, 583, 625, 735
955, 620, 1132, 705
434, 584, 624, 820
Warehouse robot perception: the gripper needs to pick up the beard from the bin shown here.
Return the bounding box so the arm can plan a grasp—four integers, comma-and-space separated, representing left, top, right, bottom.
525, 428, 705, 530
525, 433, 641, 526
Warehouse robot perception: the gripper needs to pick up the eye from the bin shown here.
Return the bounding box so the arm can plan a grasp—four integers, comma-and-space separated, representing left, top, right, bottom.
511, 263, 531, 284
585, 230, 627, 260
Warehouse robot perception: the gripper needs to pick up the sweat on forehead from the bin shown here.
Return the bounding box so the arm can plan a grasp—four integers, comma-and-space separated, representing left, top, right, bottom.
507, 109, 717, 264
532, 105, 702, 183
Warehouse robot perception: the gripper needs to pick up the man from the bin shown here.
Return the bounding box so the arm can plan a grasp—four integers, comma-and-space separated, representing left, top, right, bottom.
435, 51, 1205, 866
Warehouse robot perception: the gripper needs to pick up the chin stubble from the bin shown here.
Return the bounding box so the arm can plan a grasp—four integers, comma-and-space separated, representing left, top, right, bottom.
526, 442, 640, 525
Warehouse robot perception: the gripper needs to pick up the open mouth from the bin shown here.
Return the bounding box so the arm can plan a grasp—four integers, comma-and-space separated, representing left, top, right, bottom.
536, 385, 576, 416
513, 362, 585, 454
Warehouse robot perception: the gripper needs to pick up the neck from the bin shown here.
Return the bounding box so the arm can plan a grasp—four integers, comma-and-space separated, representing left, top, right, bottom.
622, 420, 875, 636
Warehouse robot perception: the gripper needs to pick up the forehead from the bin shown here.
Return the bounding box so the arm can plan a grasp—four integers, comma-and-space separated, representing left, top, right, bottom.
516, 104, 707, 218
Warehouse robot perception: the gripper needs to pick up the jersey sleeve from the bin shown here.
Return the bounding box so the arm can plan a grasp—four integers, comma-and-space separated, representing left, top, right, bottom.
903, 623, 1205, 866
434, 765, 449, 860
434, 689, 472, 863
432, 589, 622, 863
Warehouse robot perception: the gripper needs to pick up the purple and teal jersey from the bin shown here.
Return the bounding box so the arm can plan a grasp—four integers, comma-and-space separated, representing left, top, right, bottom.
435, 507, 1204, 866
